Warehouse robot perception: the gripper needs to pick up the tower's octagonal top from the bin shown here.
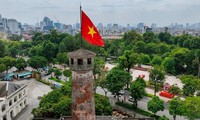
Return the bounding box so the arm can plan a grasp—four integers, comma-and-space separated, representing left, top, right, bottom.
68, 48, 96, 59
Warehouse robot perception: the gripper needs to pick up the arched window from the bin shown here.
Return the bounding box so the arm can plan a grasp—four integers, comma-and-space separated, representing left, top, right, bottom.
87, 58, 92, 64
3, 115, 7, 120
78, 59, 83, 65
14, 96, 17, 102
71, 58, 74, 64
24, 99, 27, 105
10, 110, 13, 119
19, 93, 22, 98
23, 90, 26, 95
1, 104, 6, 112
9, 100, 12, 106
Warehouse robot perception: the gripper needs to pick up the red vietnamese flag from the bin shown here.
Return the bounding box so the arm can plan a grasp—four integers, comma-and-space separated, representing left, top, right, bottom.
81, 11, 104, 47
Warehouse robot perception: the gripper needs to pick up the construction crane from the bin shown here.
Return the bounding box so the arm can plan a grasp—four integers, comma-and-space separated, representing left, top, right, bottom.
54, 15, 59, 23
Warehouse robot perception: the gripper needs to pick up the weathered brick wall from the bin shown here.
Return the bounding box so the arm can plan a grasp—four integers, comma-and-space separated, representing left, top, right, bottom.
71, 70, 95, 120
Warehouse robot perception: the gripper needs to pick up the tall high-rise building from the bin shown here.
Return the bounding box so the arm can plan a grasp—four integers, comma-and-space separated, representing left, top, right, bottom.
62, 24, 73, 34
43, 17, 50, 26
107, 23, 112, 29
0, 15, 3, 30
137, 23, 144, 29
151, 23, 157, 28
42, 17, 54, 31
7, 19, 20, 34
75, 23, 80, 30
97, 23, 103, 28
54, 22, 62, 30
0, 14, 2, 24
186, 23, 190, 28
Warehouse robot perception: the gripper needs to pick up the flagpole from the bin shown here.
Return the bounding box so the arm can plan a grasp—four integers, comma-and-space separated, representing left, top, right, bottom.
80, 4, 83, 48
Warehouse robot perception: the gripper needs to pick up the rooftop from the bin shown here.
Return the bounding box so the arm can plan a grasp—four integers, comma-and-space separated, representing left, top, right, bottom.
68, 48, 96, 59
0, 82, 23, 97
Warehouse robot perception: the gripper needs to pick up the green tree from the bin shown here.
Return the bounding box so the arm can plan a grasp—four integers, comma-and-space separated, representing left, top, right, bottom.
158, 32, 172, 44
8, 34, 22, 41
93, 57, 105, 92
98, 71, 108, 96
0, 64, 6, 73
180, 75, 200, 96
33, 89, 64, 118
53, 96, 71, 117
161, 57, 175, 74
15, 58, 27, 71
0, 40, 5, 57
129, 77, 146, 108
63, 69, 72, 78
143, 32, 155, 43
123, 30, 143, 46
168, 85, 182, 96
8, 42, 21, 57
42, 41, 57, 62
29, 45, 43, 57
32, 32, 45, 45
54, 68, 62, 79
95, 94, 112, 115
149, 66, 165, 96
135, 41, 146, 53
190, 37, 200, 49
49, 30, 61, 44
195, 49, 200, 78
182, 97, 200, 120
58, 42, 67, 53
147, 96, 164, 116
106, 68, 131, 101
28, 56, 47, 71
63, 34, 77, 52
3, 56, 16, 73
157, 43, 170, 55
144, 43, 157, 55
169, 97, 184, 120
151, 55, 162, 66
118, 50, 138, 73
170, 48, 190, 74
56, 52, 68, 65
140, 54, 151, 65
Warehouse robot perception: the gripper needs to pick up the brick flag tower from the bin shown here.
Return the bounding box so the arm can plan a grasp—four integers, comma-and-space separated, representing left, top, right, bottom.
68, 48, 96, 120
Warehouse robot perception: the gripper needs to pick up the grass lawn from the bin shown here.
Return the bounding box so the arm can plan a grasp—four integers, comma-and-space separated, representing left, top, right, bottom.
49, 77, 65, 84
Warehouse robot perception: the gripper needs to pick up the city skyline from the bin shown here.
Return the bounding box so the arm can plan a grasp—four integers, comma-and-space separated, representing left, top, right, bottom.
0, 0, 200, 26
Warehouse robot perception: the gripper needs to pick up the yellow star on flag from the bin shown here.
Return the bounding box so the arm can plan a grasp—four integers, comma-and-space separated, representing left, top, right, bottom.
88, 26, 97, 38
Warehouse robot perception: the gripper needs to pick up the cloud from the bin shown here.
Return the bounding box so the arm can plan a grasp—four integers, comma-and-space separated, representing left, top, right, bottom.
0, 0, 200, 26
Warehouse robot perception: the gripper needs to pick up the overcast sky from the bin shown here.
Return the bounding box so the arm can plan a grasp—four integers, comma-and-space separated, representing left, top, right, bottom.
0, 0, 200, 26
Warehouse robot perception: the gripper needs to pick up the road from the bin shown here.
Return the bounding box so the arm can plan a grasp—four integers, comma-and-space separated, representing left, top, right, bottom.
96, 87, 187, 120
13, 78, 52, 120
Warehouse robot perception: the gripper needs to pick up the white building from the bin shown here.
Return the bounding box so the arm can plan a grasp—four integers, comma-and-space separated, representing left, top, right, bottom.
0, 82, 28, 120
0, 15, 5, 33
7, 19, 20, 34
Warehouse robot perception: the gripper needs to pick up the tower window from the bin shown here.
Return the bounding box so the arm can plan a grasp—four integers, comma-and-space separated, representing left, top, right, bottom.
87, 58, 92, 64
71, 58, 74, 64
78, 59, 83, 65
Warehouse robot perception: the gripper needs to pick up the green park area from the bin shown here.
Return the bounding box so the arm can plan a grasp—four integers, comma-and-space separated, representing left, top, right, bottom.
0, 30, 200, 120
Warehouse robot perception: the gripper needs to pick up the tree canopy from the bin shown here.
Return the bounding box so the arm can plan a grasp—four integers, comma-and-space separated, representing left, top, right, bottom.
106, 68, 131, 101
148, 96, 164, 116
